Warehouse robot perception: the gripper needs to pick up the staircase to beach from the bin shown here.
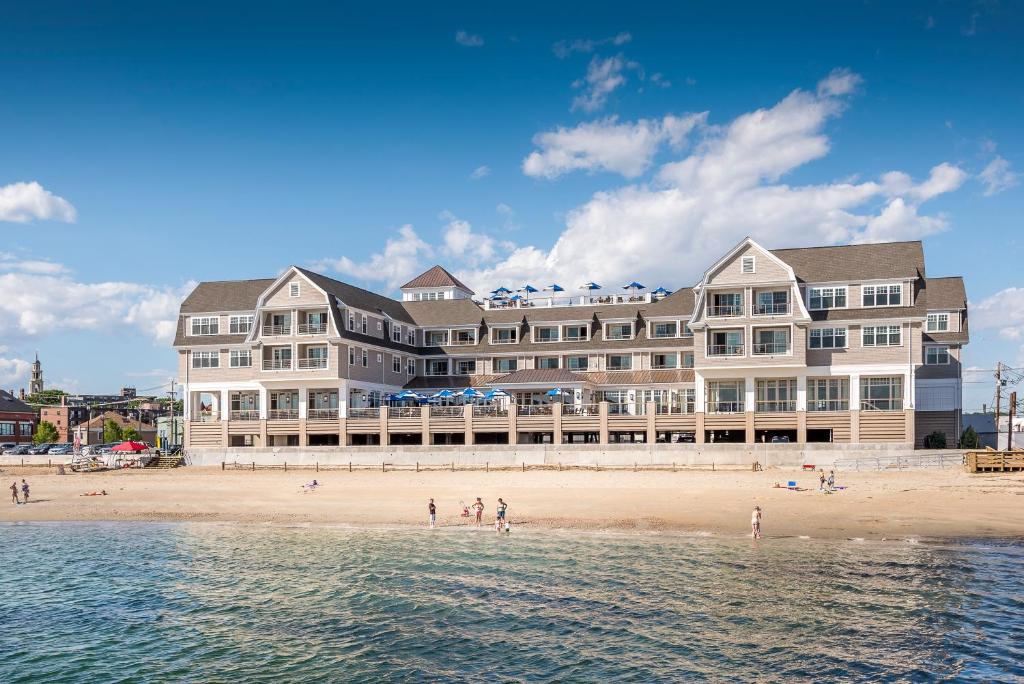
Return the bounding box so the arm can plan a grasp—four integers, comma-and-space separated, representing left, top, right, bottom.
146, 454, 184, 469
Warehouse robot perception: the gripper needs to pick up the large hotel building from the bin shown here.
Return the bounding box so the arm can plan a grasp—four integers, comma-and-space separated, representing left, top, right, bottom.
175, 238, 968, 450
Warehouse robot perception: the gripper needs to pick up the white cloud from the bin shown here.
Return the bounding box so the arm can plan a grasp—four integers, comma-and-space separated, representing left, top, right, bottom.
571, 54, 638, 113
971, 288, 1024, 340
469, 165, 491, 180
0, 355, 31, 386
979, 156, 1018, 196
649, 73, 671, 88
0, 181, 77, 223
451, 70, 965, 294
440, 212, 497, 265
0, 270, 191, 345
0, 253, 69, 275
523, 114, 707, 179
552, 32, 631, 59
455, 31, 484, 47
314, 224, 433, 291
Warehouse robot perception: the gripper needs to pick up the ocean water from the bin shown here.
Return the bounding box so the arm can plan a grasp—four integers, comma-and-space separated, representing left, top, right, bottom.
1, 524, 1021, 683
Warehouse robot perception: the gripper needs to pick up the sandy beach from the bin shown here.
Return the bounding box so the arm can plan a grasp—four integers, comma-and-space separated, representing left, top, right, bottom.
2, 465, 1022, 539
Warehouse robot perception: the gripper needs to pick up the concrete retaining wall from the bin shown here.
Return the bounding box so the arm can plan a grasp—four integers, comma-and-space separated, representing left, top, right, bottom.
182, 444, 965, 468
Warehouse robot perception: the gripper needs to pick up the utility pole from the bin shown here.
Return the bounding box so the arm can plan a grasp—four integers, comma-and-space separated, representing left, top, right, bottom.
1009, 392, 1017, 451
995, 362, 1003, 448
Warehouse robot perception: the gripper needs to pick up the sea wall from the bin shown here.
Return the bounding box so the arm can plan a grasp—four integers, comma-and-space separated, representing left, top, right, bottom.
179, 444, 966, 468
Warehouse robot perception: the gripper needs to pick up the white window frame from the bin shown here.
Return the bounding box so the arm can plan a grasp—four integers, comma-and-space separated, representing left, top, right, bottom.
651, 352, 679, 369
361, 316, 367, 335
862, 325, 903, 347
809, 327, 848, 349
393, 355, 402, 373
348, 347, 355, 365
927, 313, 950, 333
392, 325, 402, 342
425, 330, 450, 346
532, 326, 561, 343
190, 316, 219, 336
425, 359, 450, 376
407, 358, 416, 375
494, 357, 518, 373
808, 286, 848, 311
348, 314, 355, 331
377, 321, 383, 332
604, 322, 634, 341
376, 353, 383, 364
229, 349, 252, 368
650, 321, 679, 339
741, 255, 755, 274
862, 283, 903, 308
192, 351, 219, 369
289, 282, 300, 298
454, 359, 477, 375
925, 345, 950, 365
228, 315, 254, 335
566, 355, 588, 371
606, 353, 632, 371
361, 350, 368, 367
535, 356, 560, 370
490, 327, 518, 345
562, 325, 589, 341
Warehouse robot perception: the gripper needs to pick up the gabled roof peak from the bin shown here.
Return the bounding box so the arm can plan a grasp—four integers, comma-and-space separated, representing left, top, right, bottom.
401, 265, 474, 293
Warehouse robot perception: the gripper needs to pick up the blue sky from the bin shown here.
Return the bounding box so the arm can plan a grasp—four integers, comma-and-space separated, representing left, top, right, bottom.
0, 1, 1020, 411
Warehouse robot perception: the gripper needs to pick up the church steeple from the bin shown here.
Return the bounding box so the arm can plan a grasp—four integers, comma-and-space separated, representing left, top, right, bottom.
29, 352, 43, 395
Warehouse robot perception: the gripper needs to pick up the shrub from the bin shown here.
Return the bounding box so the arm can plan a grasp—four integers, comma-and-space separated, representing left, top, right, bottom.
922, 431, 947, 449
959, 425, 979, 449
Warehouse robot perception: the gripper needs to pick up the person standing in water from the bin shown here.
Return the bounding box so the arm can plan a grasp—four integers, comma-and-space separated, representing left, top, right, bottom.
428, 498, 437, 529
472, 497, 484, 527
751, 506, 762, 539
496, 498, 508, 525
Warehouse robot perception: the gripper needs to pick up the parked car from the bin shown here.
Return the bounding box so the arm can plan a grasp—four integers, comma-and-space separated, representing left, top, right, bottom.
27, 443, 54, 455
47, 444, 74, 456
2, 444, 32, 455
770, 435, 791, 443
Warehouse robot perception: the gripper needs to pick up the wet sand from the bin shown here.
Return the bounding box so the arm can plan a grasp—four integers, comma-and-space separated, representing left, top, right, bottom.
2, 466, 1022, 539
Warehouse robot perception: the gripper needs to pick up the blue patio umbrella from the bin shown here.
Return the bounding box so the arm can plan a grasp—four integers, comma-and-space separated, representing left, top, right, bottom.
508, 294, 524, 302
520, 284, 539, 294
580, 282, 602, 291
546, 284, 565, 292
484, 388, 510, 401
652, 286, 671, 295
623, 281, 647, 290
490, 287, 512, 296
432, 389, 456, 399
396, 390, 422, 400
545, 388, 568, 397
460, 388, 484, 399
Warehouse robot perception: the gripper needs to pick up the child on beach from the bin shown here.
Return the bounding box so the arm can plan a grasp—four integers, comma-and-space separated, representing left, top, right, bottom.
428, 498, 436, 529
496, 498, 507, 524
819, 470, 826, 492
827, 471, 836, 492
472, 498, 484, 527
751, 506, 762, 539
10, 481, 18, 505
21, 479, 29, 504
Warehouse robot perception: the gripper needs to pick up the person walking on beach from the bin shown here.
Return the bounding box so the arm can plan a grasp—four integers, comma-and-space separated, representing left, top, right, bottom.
428, 498, 437, 529
751, 506, 762, 539
10, 481, 19, 505
472, 497, 484, 527
21, 479, 30, 504
819, 469, 826, 492
827, 470, 836, 493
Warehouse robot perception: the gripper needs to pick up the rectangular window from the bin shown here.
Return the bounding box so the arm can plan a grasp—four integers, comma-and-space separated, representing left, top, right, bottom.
348, 313, 355, 331
190, 316, 219, 336
376, 353, 382, 364
925, 346, 950, 365
393, 355, 402, 373
861, 376, 903, 411
707, 381, 744, 413
534, 326, 560, 342
452, 329, 476, 345
566, 355, 588, 371
425, 330, 449, 346
20, 422, 33, 436
862, 325, 902, 347
229, 350, 252, 368
426, 360, 449, 376
682, 352, 694, 368
809, 286, 848, 310
455, 359, 476, 375
563, 325, 588, 341
862, 284, 903, 307
392, 325, 402, 342
495, 358, 518, 373
681, 322, 694, 337
348, 347, 355, 365
651, 322, 678, 338
606, 354, 632, 371
651, 353, 678, 369
491, 328, 518, 344
755, 291, 788, 315
741, 255, 755, 274
536, 357, 559, 369
377, 321, 382, 332
361, 316, 367, 335
605, 323, 633, 340
679, 388, 696, 414
708, 330, 744, 356
407, 330, 416, 345
229, 315, 254, 334
192, 351, 219, 368
807, 378, 850, 412
0, 422, 13, 436
361, 350, 368, 367
809, 327, 847, 349
754, 329, 788, 355
927, 313, 950, 332
711, 292, 743, 317
407, 358, 416, 375
289, 282, 300, 297
756, 379, 797, 412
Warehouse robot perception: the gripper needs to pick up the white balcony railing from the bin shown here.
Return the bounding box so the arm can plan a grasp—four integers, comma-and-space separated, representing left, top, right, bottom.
755, 401, 796, 413
752, 342, 789, 355
708, 305, 743, 317
449, 336, 476, 346
267, 409, 299, 420
229, 410, 260, 421
808, 400, 849, 412
263, 359, 292, 371
473, 405, 508, 418
431, 406, 464, 418
297, 357, 328, 370
562, 404, 600, 417
196, 412, 220, 422
298, 323, 327, 335
307, 408, 338, 420
707, 345, 744, 357
263, 325, 292, 336
389, 407, 421, 419
517, 405, 553, 416
707, 401, 744, 413
348, 407, 380, 419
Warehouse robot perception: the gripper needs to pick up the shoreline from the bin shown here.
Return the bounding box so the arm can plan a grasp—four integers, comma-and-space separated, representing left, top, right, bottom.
2, 466, 1022, 540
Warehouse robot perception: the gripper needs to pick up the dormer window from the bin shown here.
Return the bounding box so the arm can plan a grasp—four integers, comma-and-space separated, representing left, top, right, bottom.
289, 282, 300, 297
491, 327, 518, 344
741, 256, 755, 274
605, 323, 633, 340
862, 284, 902, 307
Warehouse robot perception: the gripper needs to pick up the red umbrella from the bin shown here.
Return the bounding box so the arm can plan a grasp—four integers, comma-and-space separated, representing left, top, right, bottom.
111, 441, 149, 452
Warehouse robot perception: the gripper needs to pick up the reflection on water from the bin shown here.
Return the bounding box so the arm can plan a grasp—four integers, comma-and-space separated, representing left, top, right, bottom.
1, 523, 1021, 682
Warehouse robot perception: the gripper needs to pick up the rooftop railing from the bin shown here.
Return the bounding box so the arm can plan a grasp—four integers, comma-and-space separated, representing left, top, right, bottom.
561, 404, 600, 417
707, 401, 744, 414
431, 406, 465, 418
808, 400, 849, 412
517, 405, 553, 416
755, 400, 796, 413
473, 404, 508, 418
389, 406, 421, 419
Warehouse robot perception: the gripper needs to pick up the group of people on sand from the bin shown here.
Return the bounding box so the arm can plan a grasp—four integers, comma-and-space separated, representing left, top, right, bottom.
428, 496, 510, 532
818, 469, 837, 493
10, 480, 29, 505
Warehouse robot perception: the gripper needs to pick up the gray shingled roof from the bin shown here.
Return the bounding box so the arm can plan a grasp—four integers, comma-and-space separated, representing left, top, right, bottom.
926, 276, 967, 310
400, 265, 474, 292
772, 241, 925, 283
179, 279, 276, 314
0, 390, 34, 415
295, 267, 416, 324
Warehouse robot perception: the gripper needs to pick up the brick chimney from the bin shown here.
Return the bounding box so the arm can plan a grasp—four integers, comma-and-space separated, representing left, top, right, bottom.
19, 388, 25, 400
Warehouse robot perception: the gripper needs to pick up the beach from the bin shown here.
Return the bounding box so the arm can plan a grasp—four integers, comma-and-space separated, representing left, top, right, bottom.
2, 465, 1022, 539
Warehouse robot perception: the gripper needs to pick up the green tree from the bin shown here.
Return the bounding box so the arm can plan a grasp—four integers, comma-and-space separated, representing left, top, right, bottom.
33, 421, 59, 444
922, 431, 947, 449
122, 427, 141, 442
960, 425, 980, 449
25, 389, 67, 406
103, 419, 124, 443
